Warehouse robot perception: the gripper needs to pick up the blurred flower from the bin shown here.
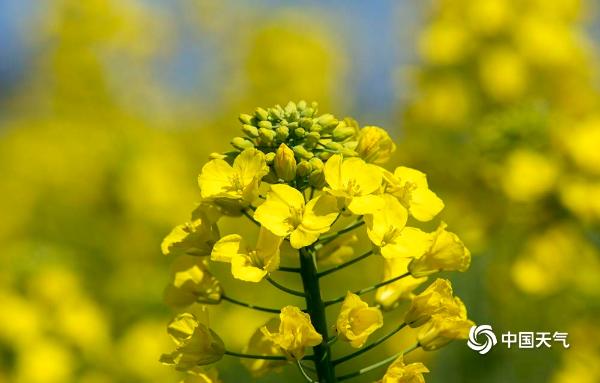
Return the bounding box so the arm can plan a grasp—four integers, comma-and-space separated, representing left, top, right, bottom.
160, 313, 225, 371
242, 318, 287, 377
501, 149, 558, 202
376, 257, 428, 310
164, 256, 222, 307
161, 215, 220, 257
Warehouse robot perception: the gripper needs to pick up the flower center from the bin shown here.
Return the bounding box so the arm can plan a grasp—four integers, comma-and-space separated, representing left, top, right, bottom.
287, 206, 304, 227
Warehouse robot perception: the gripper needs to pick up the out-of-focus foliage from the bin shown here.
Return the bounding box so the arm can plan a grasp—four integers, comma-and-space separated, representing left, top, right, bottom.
400, 0, 600, 381
0, 0, 347, 382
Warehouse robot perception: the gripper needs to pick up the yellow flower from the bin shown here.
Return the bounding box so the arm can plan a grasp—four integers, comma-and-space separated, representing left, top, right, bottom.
417, 314, 474, 351
210, 227, 282, 282
378, 355, 429, 383
323, 154, 384, 214
355, 126, 396, 164
563, 116, 600, 175
409, 222, 471, 277
376, 257, 428, 310
383, 167, 444, 222
198, 148, 268, 204
161, 215, 220, 257
501, 149, 558, 202
254, 184, 339, 249
242, 318, 287, 377
336, 292, 383, 348
164, 256, 222, 308
404, 279, 466, 328
261, 306, 323, 360
366, 194, 431, 259
160, 313, 225, 370
316, 233, 358, 266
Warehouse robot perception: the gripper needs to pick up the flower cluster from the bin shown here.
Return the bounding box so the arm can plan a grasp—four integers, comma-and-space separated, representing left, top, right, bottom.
160, 102, 473, 382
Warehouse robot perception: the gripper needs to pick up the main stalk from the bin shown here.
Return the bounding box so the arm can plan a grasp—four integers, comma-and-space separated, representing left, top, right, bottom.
299, 247, 336, 382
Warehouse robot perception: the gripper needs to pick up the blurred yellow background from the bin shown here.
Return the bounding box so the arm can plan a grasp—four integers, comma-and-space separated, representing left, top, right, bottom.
0, 0, 598, 382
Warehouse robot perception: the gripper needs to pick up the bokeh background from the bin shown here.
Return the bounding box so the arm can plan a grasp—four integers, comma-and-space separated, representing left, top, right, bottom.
1, 0, 599, 382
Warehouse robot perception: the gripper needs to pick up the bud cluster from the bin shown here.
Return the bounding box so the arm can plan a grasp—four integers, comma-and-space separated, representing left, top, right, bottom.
226, 101, 360, 189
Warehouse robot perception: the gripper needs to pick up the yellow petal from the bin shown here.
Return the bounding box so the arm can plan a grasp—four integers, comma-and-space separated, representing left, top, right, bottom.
256, 227, 282, 272
382, 227, 432, 259
253, 199, 295, 236
409, 188, 445, 222
348, 194, 384, 215
268, 184, 305, 209
394, 166, 428, 189
198, 160, 236, 199
324, 154, 343, 190
290, 227, 321, 249
233, 148, 268, 186
210, 234, 243, 263
230, 255, 268, 282
301, 194, 339, 232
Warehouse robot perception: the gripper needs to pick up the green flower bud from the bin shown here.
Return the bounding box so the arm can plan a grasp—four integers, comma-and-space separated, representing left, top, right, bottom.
325, 141, 344, 151
269, 106, 284, 120
263, 168, 279, 183
274, 144, 297, 181
299, 118, 313, 130
231, 137, 254, 151
297, 100, 307, 110
297, 160, 312, 177
239, 113, 254, 125
265, 152, 276, 164
258, 120, 272, 130
258, 128, 276, 146
276, 126, 290, 141
293, 145, 314, 160
242, 124, 259, 137
332, 125, 356, 141
255, 107, 269, 121
301, 107, 315, 117
309, 169, 326, 189
294, 128, 306, 138
340, 148, 358, 157
310, 123, 322, 133
305, 131, 320, 148
309, 157, 324, 171
288, 121, 299, 129
317, 114, 338, 129
319, 151, 333, 161
284, 101, 297, 115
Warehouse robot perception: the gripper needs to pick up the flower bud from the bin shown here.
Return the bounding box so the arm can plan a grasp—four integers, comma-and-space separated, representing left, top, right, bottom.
299, 117, 313, 130
258, 120, 272, 130
284, 101, 297, 115
276, 126, 289, 141
269, 106, 284, 120
258, 128, 276, 146
297, 160, 312, 177
242, 124, 259, 137
305, 131, 320, 148
301, 107, 315, 117
417, 315, 474, 351
297, 100, 307, 110
239, 113, 254, 125
265, 152, 276, 164
208, 152, 227, 160
294, 127, 306, 138
317, 114, 338, 129
332, 125, 356, 141
355, 126, 396, 164
274, 144, 297, 181
310, 123, 322, 132
293, 145, 314, 160
308, 169, 326, 189
231, 137, 254, 151
308, 157, 324, 171
325, 141, 344, 151
336, 292, 383, 348
318, 151, 333, 161
255, 107, 269, 121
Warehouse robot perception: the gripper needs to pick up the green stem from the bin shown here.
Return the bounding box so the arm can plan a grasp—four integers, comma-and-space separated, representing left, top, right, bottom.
333, 323, 407, 365
266, 276, 306, 297
324, 272, 410, 306
318, 219, 364, 244
221, 294, 281, 314
317, 250, 374, 278
224, 350, 290, 360
299, 247, 336, 382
